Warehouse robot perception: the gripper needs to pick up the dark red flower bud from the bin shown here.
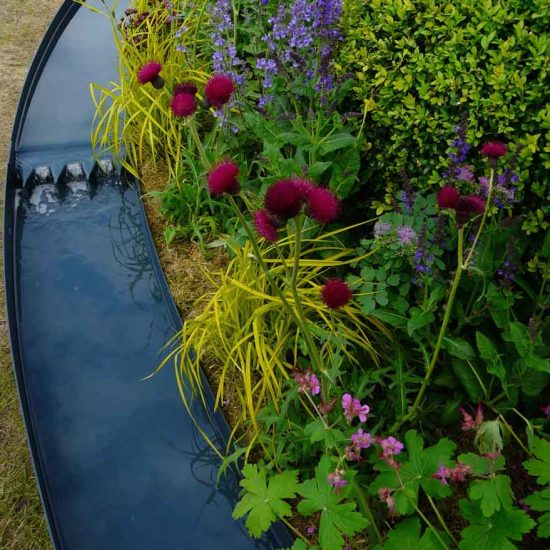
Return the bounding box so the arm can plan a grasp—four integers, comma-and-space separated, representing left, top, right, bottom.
137, 62, 163, 85
480, 141, 507, 159
253, 209, 278, 242
455, 195, 485, 224
174, 82, 198, 96
205, 74, 235, 108
307, 186, 339, 223
264, 179, 308, 220
437, 185, 461, 209
321, 279, 353, 309
170, 93, 197, 118
464, 195, 485, 214
207, 161, 240, 196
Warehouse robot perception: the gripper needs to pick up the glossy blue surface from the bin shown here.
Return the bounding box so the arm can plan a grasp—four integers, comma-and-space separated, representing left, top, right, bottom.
16, 179, 276, 549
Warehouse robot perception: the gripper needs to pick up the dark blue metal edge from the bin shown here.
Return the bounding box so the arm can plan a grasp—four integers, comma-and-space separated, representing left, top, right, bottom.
3, 2, 293, 548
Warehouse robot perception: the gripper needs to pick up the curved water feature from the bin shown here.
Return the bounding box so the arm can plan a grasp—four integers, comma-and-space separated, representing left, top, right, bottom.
3, 2, 292, 548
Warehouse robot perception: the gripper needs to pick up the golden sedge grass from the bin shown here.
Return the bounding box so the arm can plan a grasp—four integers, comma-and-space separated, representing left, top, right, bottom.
84, 0, 210, 178
164, 223, 389, 459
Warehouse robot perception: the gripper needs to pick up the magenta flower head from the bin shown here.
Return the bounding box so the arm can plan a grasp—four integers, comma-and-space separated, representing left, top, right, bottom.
322, 279, 352, 309
264, 179, 308, 221
205, 74, 235, 108
351, 428, 373, 450
307, 186, 339, 223
455, 195, 485, 224
170, 93, 197, 118
380, 436, 404, 457
137, 61, 164, 88
342, 393, 369, 423
207, 161, 239, 196
293, 369, 321, 396
437, 185, 460, 209
174, 82, 198, 96
253, 209, 278, 242
480, 141, 507, 159
327, 470, 348, 493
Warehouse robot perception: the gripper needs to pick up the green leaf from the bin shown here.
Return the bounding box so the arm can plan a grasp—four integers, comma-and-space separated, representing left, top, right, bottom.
459, 500, 535, 550
443, 336, 476, 360
308, 161, 332, 180
524, 355, 550, 373
318, 131, 356, 155
468, 475, 513, 517
233, 465, 300, 538
374, 517, 447, 549
508, 322, 532, 358
476, 331, 505, 379
457, 453, 490, 476
407, 308, 434, 337
298, 457, 368, 550
524, 437, 550, 485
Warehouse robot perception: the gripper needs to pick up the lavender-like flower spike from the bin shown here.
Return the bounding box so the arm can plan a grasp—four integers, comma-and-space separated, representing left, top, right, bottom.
444, 113, 472, 180
211, 0, 244, 86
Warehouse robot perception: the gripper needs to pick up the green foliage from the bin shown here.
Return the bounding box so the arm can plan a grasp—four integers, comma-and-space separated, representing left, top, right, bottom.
524, 437, 550, 538
233, 464, 300, 537
458, 499, 535, 550
374, 518, 447, 550
297, 457, 368, 550
339, 0, 550, 236
370, 431, 456, 515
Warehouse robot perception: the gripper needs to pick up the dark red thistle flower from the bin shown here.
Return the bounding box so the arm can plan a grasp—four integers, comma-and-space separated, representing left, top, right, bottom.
174, 82, 198, 96
253, 209, 278, 242
307, 186, 339, 223
205, 74, 235, 108
437, 185, 460, 209
137, 62, 163, 88
465, 195, 485, 213
480, 141, 507, 159
264, 179, 309, 220
170, 93, 197, 118
322, 279, 353, 309
207, 161, 239, 196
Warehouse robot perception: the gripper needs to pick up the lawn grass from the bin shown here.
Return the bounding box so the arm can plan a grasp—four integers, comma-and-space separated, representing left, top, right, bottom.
0, 1, 64, 548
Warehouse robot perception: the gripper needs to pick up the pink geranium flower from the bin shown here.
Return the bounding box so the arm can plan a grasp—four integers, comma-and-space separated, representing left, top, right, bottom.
342, 393, 369, 423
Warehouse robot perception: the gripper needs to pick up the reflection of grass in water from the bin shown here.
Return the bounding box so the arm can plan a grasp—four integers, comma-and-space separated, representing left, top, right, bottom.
0, 1, 64, 548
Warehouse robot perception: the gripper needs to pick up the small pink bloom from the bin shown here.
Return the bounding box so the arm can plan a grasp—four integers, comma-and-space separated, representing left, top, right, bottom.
380, 436, 404, 457
541, 404, 550, 418
378, 487, 395, 515
306, 186, 339, 223
253, 209, 278, 242
327, 470, 348, 493
460, 404, 484, 431
318, 398, 336, 415
342, 393, 370, 423
293, 369, 320, 396
344, 445, 363, 462
351, 428, 373, 449
449, 462, 471, 482
433, 464, 449, 485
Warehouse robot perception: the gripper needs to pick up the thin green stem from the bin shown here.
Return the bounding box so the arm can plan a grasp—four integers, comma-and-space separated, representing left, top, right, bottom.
412, 501, 450, 550
463, 168, 495, 269
188, 118, 210, 169
427, 494, 457, 545
350, 479, 383, 544
280, 517, 309, 544
392, 228, 465, 431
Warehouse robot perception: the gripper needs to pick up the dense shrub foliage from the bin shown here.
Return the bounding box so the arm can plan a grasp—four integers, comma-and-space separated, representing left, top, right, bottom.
89, 0, 550, 547
339, 0, 550, 251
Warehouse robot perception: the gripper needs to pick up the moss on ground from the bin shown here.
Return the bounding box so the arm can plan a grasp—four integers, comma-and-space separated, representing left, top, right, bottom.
0, 1, 63, 548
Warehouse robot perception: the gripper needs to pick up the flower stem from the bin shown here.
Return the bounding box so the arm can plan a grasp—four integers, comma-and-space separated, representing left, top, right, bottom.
350, 478, 383, 544
427, 494, 457, 545
463, 168, 495, 269
392, 228, 465, 431
188, 117, 210, 170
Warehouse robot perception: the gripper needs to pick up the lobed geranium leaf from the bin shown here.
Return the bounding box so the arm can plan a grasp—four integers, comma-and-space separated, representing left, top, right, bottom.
459, 500, 534, 550
524, 437, 550, 485
233, 464, 300, 538
468, 475, 513, 517
297, 457, 368, 550
374, 517, 447, 550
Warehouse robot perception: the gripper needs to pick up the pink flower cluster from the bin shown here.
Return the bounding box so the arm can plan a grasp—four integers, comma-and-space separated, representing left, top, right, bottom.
460, 403, 484, 432
378, 487, 396, 516
293, 369, 321, 396
254, 179, 339, 242
433, 462, 472, 485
